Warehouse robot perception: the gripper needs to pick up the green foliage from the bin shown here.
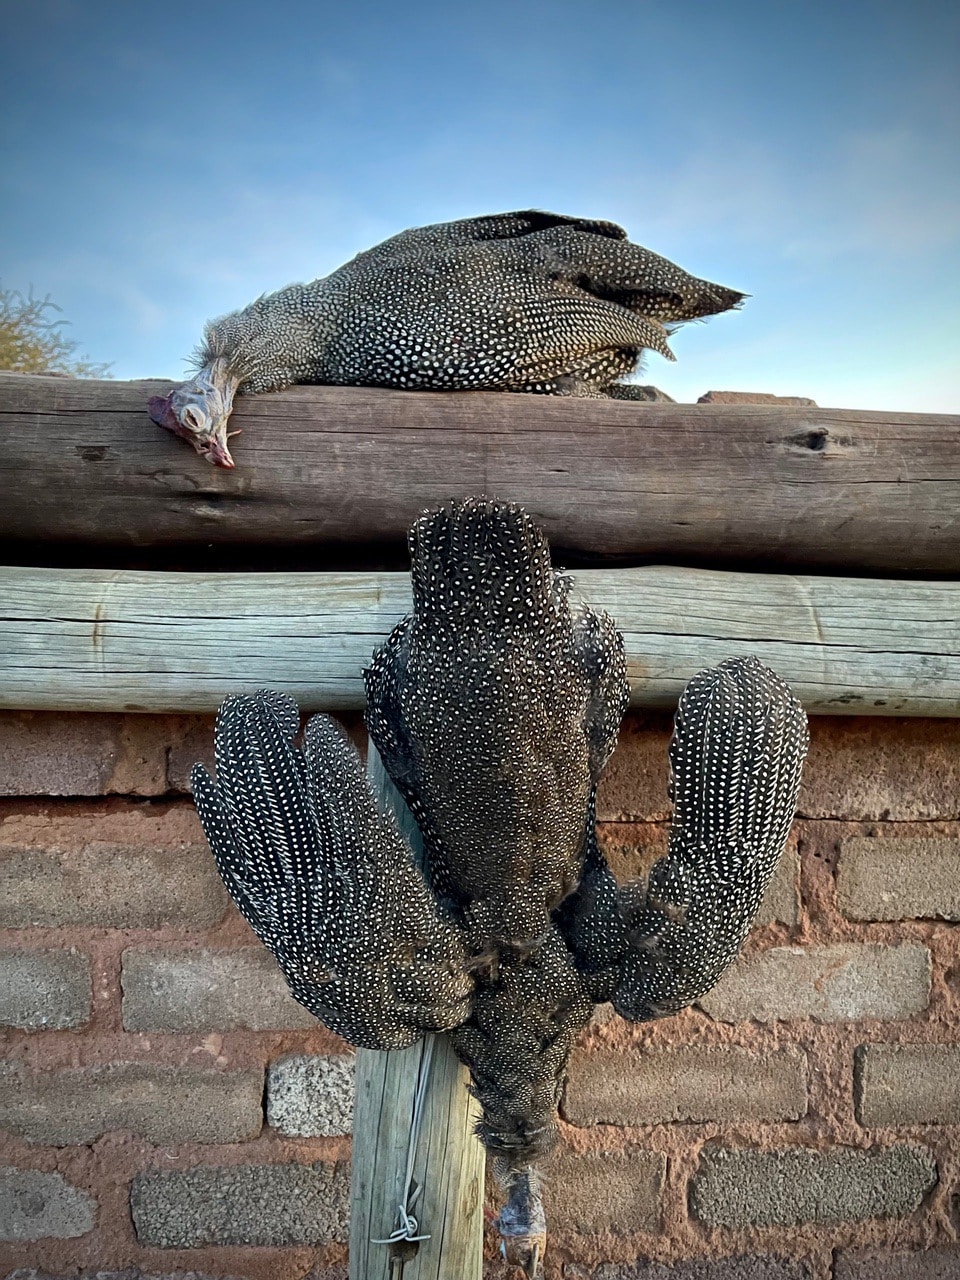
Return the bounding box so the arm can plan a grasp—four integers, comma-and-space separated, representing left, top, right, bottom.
0, 285, 111, 377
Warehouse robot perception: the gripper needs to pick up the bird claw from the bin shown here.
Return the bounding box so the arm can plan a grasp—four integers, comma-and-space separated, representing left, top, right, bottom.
500, 1232, 545, 1278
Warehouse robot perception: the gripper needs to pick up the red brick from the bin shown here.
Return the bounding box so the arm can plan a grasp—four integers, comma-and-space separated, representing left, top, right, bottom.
800, 718, 960, 821
0, 711, 167, 796
596, 713, 675, 822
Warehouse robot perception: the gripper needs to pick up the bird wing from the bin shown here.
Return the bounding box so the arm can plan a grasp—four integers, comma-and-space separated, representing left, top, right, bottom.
513, 224, 746, 323
191, 690, 472, 1049
611, 656, 808, 1021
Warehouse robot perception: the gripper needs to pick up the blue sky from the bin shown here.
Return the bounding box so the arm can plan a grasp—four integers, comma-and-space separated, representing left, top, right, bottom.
2, 0, 958, 410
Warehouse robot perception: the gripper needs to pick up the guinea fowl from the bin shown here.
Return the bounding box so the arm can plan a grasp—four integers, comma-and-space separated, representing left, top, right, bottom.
189, 501, 808, 1278
149, 210, 744, 466
364, 499, 627, 1272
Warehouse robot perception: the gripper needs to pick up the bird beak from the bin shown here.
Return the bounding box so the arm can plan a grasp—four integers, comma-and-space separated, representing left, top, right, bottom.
202, 427, 240, 469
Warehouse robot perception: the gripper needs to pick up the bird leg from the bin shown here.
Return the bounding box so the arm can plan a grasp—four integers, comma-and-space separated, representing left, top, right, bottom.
496, 1165, 547, 1278
148, 357, 243, 468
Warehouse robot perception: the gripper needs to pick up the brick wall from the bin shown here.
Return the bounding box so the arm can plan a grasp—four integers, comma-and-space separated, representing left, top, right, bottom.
1, 710, 959, 1280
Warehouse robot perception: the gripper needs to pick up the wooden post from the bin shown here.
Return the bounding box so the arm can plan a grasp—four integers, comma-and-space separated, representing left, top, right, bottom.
349, 745, 485, 1280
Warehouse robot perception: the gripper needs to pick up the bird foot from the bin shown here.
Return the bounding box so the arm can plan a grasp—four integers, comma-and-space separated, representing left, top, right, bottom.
500, 1231, 546, 1277
497, 1166, 547, 1277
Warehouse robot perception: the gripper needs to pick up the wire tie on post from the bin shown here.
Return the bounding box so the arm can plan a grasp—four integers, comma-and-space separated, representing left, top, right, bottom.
371, 1037, 436, 1249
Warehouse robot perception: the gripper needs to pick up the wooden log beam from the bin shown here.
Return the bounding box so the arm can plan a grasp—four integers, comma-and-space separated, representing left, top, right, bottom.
1, 565, 957, 716
1, 373, 958, 573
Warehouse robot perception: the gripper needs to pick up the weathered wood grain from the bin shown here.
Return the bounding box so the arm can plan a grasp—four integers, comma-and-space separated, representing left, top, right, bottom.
1, 565, 957, 716
350, 747, 484, 1280
1, 374, 957, 571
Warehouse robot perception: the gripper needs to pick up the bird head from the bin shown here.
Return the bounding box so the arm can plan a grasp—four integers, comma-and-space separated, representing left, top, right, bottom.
148, 361, 241, 468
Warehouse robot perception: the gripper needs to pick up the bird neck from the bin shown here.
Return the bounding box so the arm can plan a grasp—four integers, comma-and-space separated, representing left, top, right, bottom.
199, 276, 338, 395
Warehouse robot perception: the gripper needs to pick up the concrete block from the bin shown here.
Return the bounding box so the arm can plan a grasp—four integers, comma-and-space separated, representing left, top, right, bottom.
0, 1061, 263, 1145
122, 947, 317, 1032
130, 1161, 349, 1246
800, 719, 960, 821
0, 1168, 95, 1241
3, 1273, 264, 1280
699, 944, 931, 1023
545, 1149, 664, 1234
838, 837, 960, 921
0, 711, 167, 796
564, 1047, 808, 1126
589, 1255, 815, 1279
0, 949, 90, 1029
0, 843, 229, 928
855, 1043, 960, 1127
834, 1248, 960, 1279
755, 844, 800, 926
267, 1054, 355, 1137
691, 1144, 937, 1227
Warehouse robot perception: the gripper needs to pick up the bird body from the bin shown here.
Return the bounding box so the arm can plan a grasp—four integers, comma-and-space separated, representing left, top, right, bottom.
149, 210, 744, 465
365, 499, 628, 957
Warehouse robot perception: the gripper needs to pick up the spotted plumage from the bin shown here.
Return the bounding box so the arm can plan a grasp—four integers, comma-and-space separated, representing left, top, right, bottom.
149, 210, 744, 466
188, 503, 808, 1280
190, 693, 472, 1049
558, 656, 809, 1020
364, 498, 628, 957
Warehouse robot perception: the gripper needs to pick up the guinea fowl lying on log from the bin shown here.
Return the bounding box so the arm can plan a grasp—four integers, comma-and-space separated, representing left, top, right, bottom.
149, 210, 744, 466
190, 500, 807, 1278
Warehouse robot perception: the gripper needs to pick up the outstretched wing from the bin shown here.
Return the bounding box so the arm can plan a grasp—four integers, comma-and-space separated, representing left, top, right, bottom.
611, 656, 808, 1021
192, 690, 473, 1049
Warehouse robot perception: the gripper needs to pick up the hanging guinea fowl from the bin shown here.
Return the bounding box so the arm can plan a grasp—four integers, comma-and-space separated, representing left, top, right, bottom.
191, 498, 808, 1277
149, 210, 744, 466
